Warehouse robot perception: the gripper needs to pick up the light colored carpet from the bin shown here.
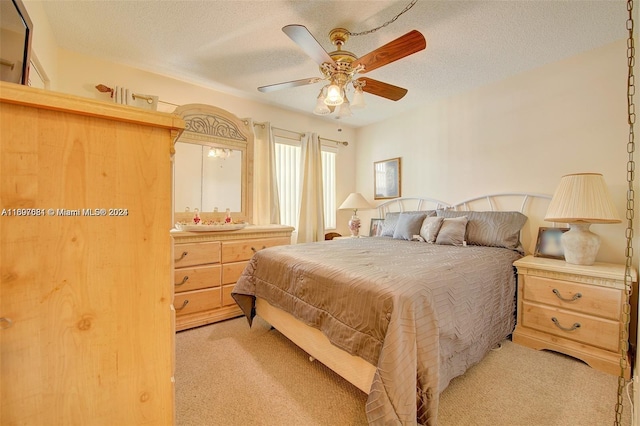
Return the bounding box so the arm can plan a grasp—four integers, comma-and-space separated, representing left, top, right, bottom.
175, 316, 632, 426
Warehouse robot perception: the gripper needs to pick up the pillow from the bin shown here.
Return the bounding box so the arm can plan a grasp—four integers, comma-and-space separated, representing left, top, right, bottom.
380, 210, 436, 237
420, 216, 444, 243
380, 212, 401, 237
393, 212, 429, 240
436, 210, 528, 252
435, 216, 468, 246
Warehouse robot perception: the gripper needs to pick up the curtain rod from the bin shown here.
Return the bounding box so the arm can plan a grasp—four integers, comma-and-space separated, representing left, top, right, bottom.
253, 122, 348, 146
95, 84, 179, 107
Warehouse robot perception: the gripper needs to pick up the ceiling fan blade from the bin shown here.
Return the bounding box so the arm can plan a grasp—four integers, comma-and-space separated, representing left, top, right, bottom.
353, 30, 426, 74
282, 24, 336, 66
258, 77, 322, 93
357, 77, 408, 101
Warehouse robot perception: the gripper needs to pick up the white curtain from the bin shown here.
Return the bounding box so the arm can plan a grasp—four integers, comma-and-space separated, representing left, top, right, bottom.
252, 121, 281, 225
297, 133, 325, 243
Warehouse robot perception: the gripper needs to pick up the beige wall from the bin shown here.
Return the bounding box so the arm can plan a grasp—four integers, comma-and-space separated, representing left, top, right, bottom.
22, 1, 634, 262
23, 0, 358, 235
356, 39, 632, 265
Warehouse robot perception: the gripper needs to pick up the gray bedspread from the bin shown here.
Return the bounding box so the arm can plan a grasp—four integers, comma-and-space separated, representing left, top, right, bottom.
232, 237, 522, 425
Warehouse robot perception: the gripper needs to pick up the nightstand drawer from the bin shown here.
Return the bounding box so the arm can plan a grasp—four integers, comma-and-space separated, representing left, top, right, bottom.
174, 264, 221, 293
521, 302, 620, 352
523, 276, 622, 321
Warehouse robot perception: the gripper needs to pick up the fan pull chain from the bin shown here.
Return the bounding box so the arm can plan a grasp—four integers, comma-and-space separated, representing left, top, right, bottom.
615, 1, 635, 425
347, 0, 418, 37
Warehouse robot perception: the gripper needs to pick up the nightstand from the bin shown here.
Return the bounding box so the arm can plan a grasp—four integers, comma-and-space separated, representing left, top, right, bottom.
512, 255, 637, 379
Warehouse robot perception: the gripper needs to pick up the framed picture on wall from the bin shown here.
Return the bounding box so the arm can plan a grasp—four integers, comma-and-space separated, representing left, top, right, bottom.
369, 218, 384, 237
534, 227, 569, 260
374, 157, 401, 200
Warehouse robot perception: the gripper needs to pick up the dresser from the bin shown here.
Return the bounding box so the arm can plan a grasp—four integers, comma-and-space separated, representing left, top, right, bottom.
0, 83, 184, 424
172, 225, 293, 331
513, 255, 637, 379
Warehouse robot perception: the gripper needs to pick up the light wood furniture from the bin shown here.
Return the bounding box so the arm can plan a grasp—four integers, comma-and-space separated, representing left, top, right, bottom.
172, 104, 253, 224
172, 225, 293, 331
0, 82, 184, 424
513, 255, 637, 379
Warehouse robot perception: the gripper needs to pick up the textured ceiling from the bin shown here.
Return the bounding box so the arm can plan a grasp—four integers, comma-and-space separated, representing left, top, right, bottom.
39, 0, 627, 128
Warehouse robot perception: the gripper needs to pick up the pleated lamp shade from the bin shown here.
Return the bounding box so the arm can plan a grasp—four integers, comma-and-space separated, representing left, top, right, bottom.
545, 173, 621, 224
544, 173, 620, 265
339, 193, 372, 213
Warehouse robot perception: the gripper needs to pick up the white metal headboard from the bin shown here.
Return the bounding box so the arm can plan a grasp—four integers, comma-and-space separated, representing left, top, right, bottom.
375, 193, 553, 255
376, 197, 451, 217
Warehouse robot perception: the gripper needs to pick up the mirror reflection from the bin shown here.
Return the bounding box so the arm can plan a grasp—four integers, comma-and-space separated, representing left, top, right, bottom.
174, 142, 242, 213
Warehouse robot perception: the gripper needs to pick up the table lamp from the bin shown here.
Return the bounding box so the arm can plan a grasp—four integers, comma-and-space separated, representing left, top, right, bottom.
338, 192, 373, 237
544, 173, 621, 265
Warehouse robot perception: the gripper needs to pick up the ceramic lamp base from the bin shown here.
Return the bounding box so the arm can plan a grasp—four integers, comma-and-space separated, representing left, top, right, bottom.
561, 222, 600, 265
348, 215, 361, 237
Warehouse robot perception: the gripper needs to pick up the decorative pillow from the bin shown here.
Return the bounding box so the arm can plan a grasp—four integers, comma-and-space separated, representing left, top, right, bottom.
420, 216, 444, 243
393, 212, 429, 240
436, 210, 528, 252
380, 210, 436, 237
435, 216, 468, 246
380, 212, 401, 237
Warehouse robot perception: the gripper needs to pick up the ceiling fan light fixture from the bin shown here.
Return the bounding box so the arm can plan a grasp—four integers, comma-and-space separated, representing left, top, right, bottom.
324, 83, 344, 106
351, 87, 365, 109
336, 96, 352, 118
314, 98, 332, 115
313, 87, 331, 115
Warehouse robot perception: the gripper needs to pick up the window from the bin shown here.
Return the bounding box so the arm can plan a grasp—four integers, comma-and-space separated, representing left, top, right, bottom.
274, 136, 337, 230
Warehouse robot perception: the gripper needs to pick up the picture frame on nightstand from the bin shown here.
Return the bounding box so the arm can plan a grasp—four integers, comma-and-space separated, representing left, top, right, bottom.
370, 218, 384, 236
534, 227, 569, 260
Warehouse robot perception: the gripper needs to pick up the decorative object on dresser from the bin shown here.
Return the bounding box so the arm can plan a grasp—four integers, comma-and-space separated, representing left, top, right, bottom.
338, 192, 372, 237
544, 173, 621, 265
512, 255, 637, 379
173, 225, 293, 331
373, 157, 401, 199
0, 82, 185, 424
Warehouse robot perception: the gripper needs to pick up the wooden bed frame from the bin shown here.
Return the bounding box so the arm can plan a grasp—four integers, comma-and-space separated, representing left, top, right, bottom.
255, 193, 552, 394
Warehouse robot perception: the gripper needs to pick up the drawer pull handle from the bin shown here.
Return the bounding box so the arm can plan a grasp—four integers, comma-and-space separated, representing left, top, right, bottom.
552, 289, 582, 302
551, 317, 581, 332
175, 300, 189, 311
175, 251, 188, 262
176, 276, 189, 286
251, 245, 267, 253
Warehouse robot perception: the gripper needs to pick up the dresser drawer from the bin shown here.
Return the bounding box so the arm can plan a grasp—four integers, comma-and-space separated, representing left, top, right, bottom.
174, 242, 221, 268
174, 264, 221, 293
221, 237, 290, 263
222, 261, 249, 285
174, 287, 222, 317
523, 276, 622, 320
222, 284, 235, 307
521, 302, 620, 352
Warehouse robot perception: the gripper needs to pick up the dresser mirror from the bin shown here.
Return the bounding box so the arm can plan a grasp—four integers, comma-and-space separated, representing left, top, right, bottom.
173, 104, 253, 225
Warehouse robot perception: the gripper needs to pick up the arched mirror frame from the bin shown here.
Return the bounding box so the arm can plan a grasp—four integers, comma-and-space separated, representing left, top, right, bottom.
172, 104, 253, 224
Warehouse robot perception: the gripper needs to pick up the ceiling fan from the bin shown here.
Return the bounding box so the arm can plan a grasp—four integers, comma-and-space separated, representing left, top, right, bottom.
258, 25, 427, 117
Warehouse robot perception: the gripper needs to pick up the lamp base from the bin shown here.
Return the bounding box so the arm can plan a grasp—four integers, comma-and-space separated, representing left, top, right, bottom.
561, 222, 600, 265
348, 215, 361, 237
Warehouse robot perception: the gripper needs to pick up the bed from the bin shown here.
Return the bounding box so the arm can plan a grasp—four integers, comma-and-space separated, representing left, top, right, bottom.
232, 193, 551, 425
